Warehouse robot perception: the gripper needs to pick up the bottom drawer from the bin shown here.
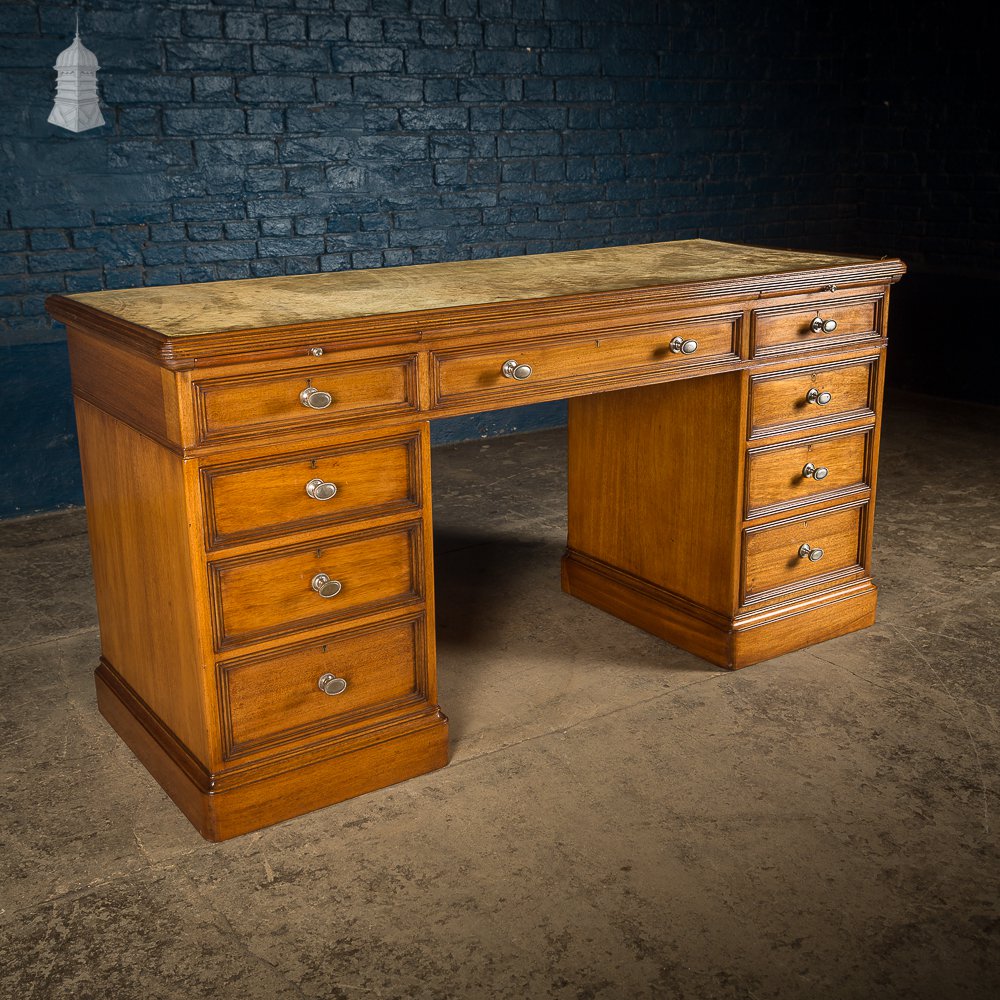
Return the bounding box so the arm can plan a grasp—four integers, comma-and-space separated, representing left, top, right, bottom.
218, 614, 428, 760
743, 504, 866, 602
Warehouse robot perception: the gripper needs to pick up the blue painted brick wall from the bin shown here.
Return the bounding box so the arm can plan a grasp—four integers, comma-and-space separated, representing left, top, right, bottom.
0, 0, 988, 516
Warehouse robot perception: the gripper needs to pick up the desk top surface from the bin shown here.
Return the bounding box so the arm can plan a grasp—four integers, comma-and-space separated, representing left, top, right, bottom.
60, 239, 892, 340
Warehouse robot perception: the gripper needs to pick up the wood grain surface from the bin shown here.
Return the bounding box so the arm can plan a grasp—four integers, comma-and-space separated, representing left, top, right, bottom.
745, 427, 872, 517
210, 522, 423, 650
219, 615, 425, 759
201, 430, 420, 550
749, 358, 877, 436
743, 503, 865, 600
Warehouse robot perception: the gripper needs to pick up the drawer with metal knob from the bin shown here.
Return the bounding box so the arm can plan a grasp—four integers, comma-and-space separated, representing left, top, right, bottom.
430, 313, 739, 409
208, 521, 424, 651
216, 613, 429, 760
748, 357, 877, 438
742, 503, 866, 603
745, 427, 873, 518
199, 430, 422, 550
191, 354, 419, 444
751, 294, 882, 357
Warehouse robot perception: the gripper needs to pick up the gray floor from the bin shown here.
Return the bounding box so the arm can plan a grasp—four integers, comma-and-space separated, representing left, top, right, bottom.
1, 390, 997, 1000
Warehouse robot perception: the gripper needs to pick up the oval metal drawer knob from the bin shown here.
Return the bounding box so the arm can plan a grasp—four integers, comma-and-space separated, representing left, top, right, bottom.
300, 386, 333, 409
798, 543, 825, 562
806, 388, 832, 405
810, 316, 838, 334
317, 673, 348, 696
669, 336, 698, 355
311, 573, 342, 598
502, 359, 532, 380
802, 462, 829, 480
305, 478, 338, 501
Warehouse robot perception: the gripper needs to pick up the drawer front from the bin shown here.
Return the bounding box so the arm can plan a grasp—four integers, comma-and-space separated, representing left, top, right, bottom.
745, 428, 872, 518
749, 359, 876, 438
752, 296, 881, 357
218, 615, 428, 760
192, 355, 418, 443
743, 504, 865, 601
209, 522, 423, 650
201, 432, 421, 550
431, 314, 738, 407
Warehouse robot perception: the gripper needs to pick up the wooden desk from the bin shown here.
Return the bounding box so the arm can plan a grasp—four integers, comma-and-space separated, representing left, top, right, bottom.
48, 240, 905, 840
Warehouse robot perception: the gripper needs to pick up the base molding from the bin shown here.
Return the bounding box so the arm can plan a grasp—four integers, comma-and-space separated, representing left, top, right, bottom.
561, 550, 877, 670
95, 661, 449, 841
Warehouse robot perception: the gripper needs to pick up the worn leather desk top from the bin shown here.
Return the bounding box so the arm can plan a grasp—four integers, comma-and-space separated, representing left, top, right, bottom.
63, 239, 878, 339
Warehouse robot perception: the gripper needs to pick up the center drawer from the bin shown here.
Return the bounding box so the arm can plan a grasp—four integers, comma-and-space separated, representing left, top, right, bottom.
209, 522, 423, 650
217, 614, 428, 760
431, 313, 739, 408
200, 431, 422, 550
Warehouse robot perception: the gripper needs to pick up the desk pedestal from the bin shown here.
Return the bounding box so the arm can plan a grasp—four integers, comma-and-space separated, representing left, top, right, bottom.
564, 368, 882, 669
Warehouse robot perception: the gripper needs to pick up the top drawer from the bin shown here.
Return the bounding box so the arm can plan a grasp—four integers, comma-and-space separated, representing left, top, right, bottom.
431, 313, 739, 409
751, 295, 882, 358
191, 354, 419, 444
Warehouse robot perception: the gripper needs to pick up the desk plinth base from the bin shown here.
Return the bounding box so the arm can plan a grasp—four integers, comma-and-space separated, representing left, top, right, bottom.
562, 551, 877, 670
95, 661, 450, 842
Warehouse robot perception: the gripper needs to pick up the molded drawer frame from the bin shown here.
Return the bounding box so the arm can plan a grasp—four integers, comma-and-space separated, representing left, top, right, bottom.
429, 312, 741, 410
750, 294, 883, 358
199, 430, 423, 551
191, 353, 420, 444
207, 520, 425, 651
741, 501, 869, 606
748, 356, 879, 440
744, 426, 875, 520
216, 612, 431, 761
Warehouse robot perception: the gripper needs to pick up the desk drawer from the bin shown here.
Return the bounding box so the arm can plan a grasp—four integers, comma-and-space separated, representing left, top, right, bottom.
745, 428, 872, 518
743, 504, 865, 602
752, 296, 881, 357
209, 522, 423, 650
431, 314, 738, 407
218, 615, 427, 760
201, 432, 421, 549
192, 355, 418, 443
749, 358, 876, 438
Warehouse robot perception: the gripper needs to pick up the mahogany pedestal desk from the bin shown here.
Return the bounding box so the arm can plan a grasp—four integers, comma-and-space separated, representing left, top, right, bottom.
48, 240, 906, 841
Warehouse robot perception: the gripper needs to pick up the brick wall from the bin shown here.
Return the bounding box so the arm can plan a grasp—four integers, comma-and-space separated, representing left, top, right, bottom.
1, 0, 980, 516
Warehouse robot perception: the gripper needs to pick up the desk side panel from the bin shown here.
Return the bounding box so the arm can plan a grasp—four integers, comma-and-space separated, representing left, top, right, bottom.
566, 372, 747, 615
74, 397, 214, 763
66, 327, 187, 449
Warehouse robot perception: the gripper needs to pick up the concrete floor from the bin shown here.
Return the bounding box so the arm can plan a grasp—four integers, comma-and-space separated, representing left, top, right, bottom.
0, 390, 997, 999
